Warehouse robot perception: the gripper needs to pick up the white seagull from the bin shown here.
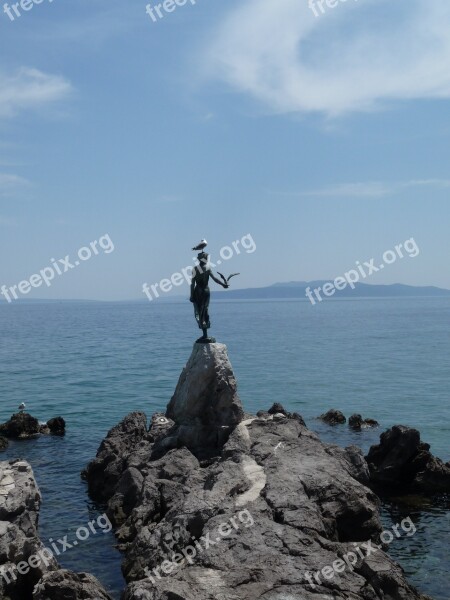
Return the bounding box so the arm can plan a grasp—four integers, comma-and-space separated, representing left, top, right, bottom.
192, 239, 208, 252
18, 402, 26, 412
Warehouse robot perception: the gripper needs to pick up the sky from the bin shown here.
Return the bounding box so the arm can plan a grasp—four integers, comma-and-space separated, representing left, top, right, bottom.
0, 0, 450, 301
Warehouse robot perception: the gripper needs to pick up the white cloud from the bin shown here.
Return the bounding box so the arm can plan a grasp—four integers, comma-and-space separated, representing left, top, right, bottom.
0, 173, 31, 196
276, 179, 450, 198
202, 0, 450, 116
0, 68, 72, 119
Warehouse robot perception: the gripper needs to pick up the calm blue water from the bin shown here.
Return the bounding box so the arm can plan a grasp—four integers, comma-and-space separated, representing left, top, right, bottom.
0, 298, 449, 599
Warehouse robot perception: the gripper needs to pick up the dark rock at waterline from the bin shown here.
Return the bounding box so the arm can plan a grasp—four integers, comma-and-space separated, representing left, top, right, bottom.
349, 414, 379, 430
46, 417, 66, 436
81, 411, 148, 503
366, 424, 450, 495
33, 570, 113, 600
85, 345, 428, 600
0, 437, 7, 451
0, 413, 66, 440
0, 413, 40, 439
267, 402, 306, 426
319, 408, 346, 425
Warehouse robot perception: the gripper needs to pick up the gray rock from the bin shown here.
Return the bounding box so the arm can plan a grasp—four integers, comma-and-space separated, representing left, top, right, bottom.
0, 438, 7, 452
86, 413, 428, 600
319, 409, 346, 425
0, 460, 58, 599
32, 569, 113, 600
0, 460, 112, 600
366, 424, 450, 494
83, 349, 430, 600
166, 343, 244, 452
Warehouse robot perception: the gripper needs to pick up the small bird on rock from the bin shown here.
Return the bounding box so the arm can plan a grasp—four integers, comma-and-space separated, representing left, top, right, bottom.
18, 403, 26, 413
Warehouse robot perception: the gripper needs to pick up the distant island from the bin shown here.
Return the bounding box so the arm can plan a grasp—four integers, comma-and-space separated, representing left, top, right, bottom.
213, 281, 450, 300
2, 282, 450, 304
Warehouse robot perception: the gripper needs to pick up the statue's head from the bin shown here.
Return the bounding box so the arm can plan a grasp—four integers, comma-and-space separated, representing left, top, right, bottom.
197, 252, 209, 269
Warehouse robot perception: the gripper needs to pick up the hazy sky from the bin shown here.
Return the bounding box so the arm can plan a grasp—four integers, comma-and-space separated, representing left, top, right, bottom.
1, 0, 450, 300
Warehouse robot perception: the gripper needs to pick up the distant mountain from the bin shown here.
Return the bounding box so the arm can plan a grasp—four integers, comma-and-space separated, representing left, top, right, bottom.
213, 281, 450, 300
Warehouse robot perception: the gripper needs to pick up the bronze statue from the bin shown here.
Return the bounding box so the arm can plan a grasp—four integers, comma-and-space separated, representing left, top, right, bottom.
190, 241, 239, 343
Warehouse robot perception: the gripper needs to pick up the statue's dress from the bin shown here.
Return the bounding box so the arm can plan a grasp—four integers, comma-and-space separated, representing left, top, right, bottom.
192, 269, 211, 330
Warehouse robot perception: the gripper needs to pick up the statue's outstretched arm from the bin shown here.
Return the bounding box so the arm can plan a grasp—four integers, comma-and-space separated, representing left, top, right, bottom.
210, 272, 229, 288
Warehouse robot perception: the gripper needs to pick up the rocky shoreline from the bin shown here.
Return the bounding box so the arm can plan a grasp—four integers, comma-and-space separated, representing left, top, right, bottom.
0, 459, 112, 600
81, 342, 442, 599
3, 342, 449, 599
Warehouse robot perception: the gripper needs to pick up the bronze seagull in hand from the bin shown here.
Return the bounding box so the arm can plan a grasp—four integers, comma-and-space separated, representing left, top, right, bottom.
217, 272, 240, 286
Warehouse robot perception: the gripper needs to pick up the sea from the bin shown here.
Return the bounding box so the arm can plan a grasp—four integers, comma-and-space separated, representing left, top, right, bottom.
0, 297, 449, 599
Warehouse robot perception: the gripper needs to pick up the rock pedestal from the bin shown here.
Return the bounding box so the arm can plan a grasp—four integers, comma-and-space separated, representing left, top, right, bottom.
165, 343, 244, 452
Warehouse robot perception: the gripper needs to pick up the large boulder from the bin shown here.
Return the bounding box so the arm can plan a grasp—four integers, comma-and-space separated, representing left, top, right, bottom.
166, 343, 244, 452
366, 424, 450, 494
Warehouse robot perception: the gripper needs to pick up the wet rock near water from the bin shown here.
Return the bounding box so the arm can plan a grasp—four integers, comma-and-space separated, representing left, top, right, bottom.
84, 343, 429, 600
0, 413, 40, 439
366, 424, 450, 495
0, 438, 7, 452
349, 414, 379, 430
0, 459, 112, 600
0, 460, 58, 599
39, 417, 66, 437
319, 408, 347, 425
0, 413, 66, 440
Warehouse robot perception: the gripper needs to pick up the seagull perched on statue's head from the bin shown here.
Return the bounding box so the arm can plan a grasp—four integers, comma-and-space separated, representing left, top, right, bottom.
18, 403, 26, 412
192, 239, 207, 252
